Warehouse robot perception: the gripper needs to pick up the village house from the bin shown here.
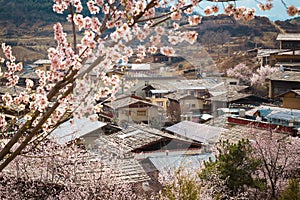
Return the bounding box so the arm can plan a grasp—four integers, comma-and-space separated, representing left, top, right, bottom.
277, 33, 300, 50
150, 53, 185, 64
267, 71, 300, 98
103, 94, 164, 128
123, 80, 175, 114
227, 105, 300, 135
119, 63, 153, 78
33, 59, 51, 71
0, 85, 27, 121
208, 83, 251, 114
165, 92, 210, 123
17, 70, 39, 87
278, 90, 300, 110
257, 33, 300, 71
209, 90, 270, 115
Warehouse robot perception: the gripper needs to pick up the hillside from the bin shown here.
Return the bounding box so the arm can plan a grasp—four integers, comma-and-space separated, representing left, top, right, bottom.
0, 1, 300, 65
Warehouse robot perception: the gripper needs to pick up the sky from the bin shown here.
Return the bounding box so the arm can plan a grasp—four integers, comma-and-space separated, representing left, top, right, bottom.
199, 0, 300, 21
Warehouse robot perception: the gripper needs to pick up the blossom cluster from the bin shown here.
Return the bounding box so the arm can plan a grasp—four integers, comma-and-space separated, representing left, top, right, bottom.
250, 65, 279, 86
228, 63, 279, 86
257, 2, 273, 11
203, 5, 219, 15
286, 5, 300, 16
225, 4, 255, 21
227, 63, 253, 83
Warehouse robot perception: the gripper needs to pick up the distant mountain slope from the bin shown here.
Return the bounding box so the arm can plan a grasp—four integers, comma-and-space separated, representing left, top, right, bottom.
199, 15, 278, 37
275, 17, 300, 33
0, 0, 63, 25
0, 1, 300, 64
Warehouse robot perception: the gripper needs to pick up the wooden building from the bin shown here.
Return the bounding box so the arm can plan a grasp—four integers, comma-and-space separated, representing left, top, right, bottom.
104, 95, 163, 128
256, 33, 300, 69
33, 59, 51, 71
277, 33, 300, 50
267, 71, 300, 98
165, 92, 210, 123
278, 90, 300, 109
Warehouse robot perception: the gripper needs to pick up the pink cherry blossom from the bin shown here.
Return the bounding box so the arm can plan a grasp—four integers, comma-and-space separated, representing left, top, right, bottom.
160, 46, 175, 56
204, 6, 213, 15
287, 5, 297, 16
188, 15, 202, 26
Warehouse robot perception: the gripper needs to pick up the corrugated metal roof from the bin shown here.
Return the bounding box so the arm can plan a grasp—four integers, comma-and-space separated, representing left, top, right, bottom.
247, 105, 300, 122
257, 49, 287, 57
268, 71, 300, 82
33, 59, 51, 65
148, 153, 214, 173
165, 121, 226, 144
50, 117, 107, 145
131, 64, 151, 71
150, 89, 171, 94
267, 110, 300, 121
277, 33, 300, 41
258, 109, 272, 118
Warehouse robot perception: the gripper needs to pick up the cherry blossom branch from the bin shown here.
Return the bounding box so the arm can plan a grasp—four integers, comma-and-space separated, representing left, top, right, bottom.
0, 84, 74, 171
280, 0, 288, 9
136, 4, 193, 23
69, 3, 77, 54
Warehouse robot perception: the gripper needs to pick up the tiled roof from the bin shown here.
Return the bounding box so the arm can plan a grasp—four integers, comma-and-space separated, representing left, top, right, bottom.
76, 155, 151, 184
0, 85, 25, 96
277, 89, 300, 97
209, 91, 251, 102
106, 96, 156, 109
164, 92, 192, 101
219, 125, 286, 143
209, 82, 249, 93
3, 152, 150, 185
96, 124, 194, 153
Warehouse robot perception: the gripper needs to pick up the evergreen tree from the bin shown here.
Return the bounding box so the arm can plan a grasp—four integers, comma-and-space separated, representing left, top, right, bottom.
200, 139, 265, 198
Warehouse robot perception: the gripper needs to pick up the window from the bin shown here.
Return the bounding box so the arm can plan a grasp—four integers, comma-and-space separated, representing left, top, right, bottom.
137, 111, 146, 116
157, 101, 164, 107
191, 104, 196, 108
122, 110, 131, 115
